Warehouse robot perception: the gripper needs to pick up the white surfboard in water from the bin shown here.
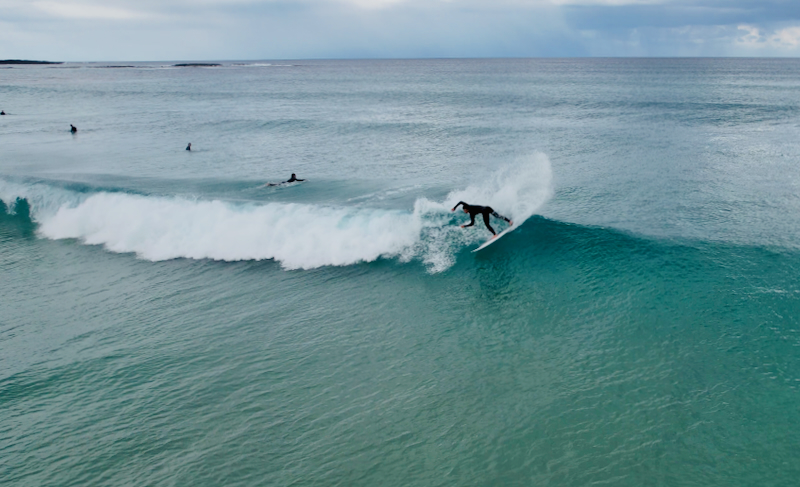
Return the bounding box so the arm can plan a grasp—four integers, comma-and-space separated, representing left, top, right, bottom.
472, 224, 515, 252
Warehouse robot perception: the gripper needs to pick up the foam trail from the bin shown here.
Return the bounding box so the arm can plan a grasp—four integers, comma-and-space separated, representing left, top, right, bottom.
37, 194, 422, 270
0, 153, 552, 271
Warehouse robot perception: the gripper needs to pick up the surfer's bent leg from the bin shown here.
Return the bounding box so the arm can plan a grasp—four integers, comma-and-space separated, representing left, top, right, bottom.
482, 212, 496, 235
491, 210, 511, 224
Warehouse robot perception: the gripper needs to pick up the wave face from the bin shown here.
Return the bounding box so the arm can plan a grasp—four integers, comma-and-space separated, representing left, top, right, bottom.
0, 154, 552, 272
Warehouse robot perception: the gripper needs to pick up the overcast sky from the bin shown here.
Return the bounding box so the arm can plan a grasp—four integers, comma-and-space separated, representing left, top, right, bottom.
1, 0, 800, 61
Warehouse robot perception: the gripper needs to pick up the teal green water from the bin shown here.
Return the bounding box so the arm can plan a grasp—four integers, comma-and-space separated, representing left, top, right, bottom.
2, 59, 800, 485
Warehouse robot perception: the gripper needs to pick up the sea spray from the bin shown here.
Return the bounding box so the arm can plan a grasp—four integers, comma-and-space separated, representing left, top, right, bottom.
1, 155, 553, 271
445, 153, 553, 224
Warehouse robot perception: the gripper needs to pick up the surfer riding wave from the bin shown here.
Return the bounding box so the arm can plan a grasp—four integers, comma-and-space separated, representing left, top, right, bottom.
451, 201, 512, 236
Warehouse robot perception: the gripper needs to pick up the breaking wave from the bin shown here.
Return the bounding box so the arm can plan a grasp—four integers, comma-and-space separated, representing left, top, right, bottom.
0, 154, 552, 272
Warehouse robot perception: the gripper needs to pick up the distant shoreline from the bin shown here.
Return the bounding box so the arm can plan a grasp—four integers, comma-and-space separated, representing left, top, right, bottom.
0, 59, 63, 65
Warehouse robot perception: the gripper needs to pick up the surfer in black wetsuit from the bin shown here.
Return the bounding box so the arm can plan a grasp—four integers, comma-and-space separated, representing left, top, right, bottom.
285, 173, 304, 183
70, 124, 77, 133
186, 143, 191, 151
452, 201, 512, 236
265, 173, 305, 186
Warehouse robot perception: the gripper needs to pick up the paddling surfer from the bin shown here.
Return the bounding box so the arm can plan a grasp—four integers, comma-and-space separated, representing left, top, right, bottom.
285, 173, 304, 183
265, 173, 305, 186
452, 201, 512, 236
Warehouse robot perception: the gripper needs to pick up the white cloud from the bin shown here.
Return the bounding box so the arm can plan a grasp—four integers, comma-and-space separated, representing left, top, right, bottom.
737, 24, 800, 50
736, 24, 762, 46
771, 26, 800, 47
336, 0, 408, 9
548, 0, 659, 5
32, 1, 155, 20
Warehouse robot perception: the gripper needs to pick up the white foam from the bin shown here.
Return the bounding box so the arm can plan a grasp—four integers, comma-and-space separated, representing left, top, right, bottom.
445, 153, 553, 224
0, 154, 553, 272
37, 194, 423, 270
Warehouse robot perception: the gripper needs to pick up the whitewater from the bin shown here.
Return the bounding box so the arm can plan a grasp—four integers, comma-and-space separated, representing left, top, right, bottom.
1, 156, 552, 272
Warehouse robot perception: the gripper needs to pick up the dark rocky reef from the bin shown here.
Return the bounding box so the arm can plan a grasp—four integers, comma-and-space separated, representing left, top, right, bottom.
0, 59, 63, 65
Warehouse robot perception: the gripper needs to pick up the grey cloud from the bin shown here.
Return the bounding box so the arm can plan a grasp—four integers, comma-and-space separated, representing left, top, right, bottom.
564, 0, 800, 31
2, 0, 800, 60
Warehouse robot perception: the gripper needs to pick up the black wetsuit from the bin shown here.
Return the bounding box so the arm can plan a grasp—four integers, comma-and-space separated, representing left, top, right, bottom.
285, 174, 304, 183
70, 124, 77, 133
266, 174, 305, 186
453, 201, 511, 235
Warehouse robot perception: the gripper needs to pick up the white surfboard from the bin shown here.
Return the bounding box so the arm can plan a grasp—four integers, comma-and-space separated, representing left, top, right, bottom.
472, 225, 515, 252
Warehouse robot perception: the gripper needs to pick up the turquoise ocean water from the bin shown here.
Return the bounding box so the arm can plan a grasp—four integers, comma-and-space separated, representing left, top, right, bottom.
2, 58, 800, 485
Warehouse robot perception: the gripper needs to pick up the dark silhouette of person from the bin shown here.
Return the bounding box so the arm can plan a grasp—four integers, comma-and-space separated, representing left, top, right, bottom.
285, 173, 304, 183
1, 111, 5, 115
452, 201, 512, 236
70, 124, 77, 133
186, 143, 191, 151
265, 173, 306, 187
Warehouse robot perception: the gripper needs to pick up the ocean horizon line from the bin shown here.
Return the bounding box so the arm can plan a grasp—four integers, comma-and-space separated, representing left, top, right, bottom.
6, 55, 800, 64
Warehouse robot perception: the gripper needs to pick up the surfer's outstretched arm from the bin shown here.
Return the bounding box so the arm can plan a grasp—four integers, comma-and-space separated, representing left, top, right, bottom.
461, 213, 476, 228
285, 173, 305, 183
452, 201, 467, 212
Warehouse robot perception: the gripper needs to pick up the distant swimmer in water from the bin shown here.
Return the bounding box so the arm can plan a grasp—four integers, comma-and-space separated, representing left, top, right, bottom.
186, 143, 191, 151
452, 201, 512, 236
70, 124, 77, 133
1, 110, 5, 115
265, 173, 306, 187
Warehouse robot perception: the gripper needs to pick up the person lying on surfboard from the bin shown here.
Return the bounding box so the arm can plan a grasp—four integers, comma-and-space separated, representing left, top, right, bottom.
285, 173, 304, 183
265, 173, 306, 186
451, 201, 512, 237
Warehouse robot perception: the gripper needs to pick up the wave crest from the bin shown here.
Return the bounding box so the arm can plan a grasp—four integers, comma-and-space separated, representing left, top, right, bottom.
1, 154, 552, 272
